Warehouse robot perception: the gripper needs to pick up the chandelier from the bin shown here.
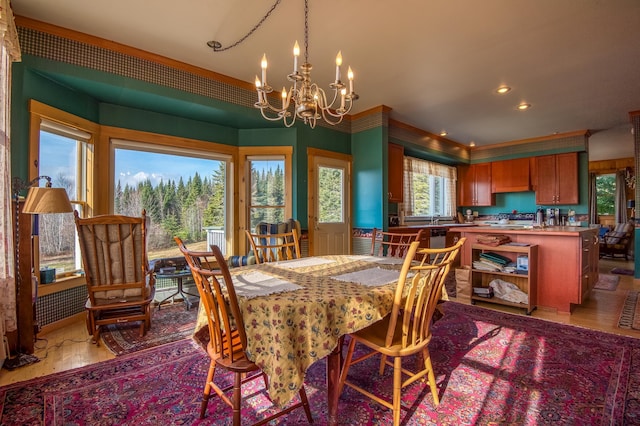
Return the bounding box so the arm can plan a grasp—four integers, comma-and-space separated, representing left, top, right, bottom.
208, 0, 359, 129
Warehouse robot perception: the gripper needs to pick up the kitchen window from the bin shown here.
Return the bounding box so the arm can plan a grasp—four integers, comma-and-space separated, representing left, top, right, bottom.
402, 156, 456, 219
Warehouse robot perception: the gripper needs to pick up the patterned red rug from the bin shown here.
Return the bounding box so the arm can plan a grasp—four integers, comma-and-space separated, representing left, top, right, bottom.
100, 302, 198, 355
2, 302, 640, 425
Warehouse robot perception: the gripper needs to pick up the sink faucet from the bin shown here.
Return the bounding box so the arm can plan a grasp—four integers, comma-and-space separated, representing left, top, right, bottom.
431, 215, 440, 225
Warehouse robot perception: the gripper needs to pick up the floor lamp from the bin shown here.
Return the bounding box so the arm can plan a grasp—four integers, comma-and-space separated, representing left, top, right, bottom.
8, 176, 72, 367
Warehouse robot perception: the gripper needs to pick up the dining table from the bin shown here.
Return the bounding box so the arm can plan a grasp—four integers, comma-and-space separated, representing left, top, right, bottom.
192, 254, 425, 425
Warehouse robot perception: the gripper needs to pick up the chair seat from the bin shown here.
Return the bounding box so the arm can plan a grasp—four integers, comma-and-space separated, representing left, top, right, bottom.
351, 314, 428, 357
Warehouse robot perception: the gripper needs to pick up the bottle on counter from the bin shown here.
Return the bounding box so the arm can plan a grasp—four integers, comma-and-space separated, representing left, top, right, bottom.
536, 206, 544, 226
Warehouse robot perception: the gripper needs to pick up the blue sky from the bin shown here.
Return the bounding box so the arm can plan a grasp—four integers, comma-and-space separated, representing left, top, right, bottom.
40, 132, 221, 189
40, 132, 283, 190
114, 148, 220, 188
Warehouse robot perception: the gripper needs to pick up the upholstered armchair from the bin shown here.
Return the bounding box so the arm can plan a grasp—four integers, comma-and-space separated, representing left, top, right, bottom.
600, 220, 634, 260
227, 218, 301, 267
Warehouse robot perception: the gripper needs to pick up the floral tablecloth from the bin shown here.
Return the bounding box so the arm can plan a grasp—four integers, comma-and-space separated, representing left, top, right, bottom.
192, 255, 405, 407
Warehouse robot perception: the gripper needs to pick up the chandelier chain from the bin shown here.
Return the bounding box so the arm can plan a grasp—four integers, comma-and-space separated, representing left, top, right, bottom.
304, 0, 309, 63
208, 0, 282, 52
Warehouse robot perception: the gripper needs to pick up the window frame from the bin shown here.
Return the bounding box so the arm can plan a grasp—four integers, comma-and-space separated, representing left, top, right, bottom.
29, 101, 98, 281
238, 146, 293, 255
402, 155, 457, 220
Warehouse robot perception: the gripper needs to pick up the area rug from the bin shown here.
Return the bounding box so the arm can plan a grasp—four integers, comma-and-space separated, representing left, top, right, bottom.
611, 267, 635, 276
2, 302, 640, 425
618, 290, 640, 330
593, 273, 620, 291
100, 302, 198, 355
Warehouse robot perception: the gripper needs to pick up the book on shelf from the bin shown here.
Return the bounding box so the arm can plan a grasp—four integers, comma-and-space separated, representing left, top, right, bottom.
479, 252, 511, 265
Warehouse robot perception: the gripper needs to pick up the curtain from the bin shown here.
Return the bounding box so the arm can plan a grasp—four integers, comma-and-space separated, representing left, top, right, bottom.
402, 156, 457, 217
588, 173, 598, 225
615, 170, 627, 225
0, 0, 21, 333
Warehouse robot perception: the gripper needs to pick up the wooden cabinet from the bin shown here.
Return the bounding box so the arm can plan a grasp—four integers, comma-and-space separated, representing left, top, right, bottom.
458, 163, 494, 206
459, 227, 598, 313
470, 243, 538, 315
535, 153, 578, 204
388, 143, 403, 203
491, 158, 531, 193
581, 231, 600, 302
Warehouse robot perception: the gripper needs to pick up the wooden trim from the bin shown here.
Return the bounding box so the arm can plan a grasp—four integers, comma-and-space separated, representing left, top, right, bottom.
629, 110, 640, 118
471, 129, 590, 152
39, 312, 85, 336
16, 16, 255, 92
237, 147, 294, 255
38, 276, 86, 297
389, 118, 468, 149
588, 157, 634, 174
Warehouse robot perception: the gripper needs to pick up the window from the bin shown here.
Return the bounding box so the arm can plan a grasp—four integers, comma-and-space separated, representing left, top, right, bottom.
247, 157, 285, 230
318, 165, 344, 223
112, 141, 232, 258
596, 174, 615, 215
37, 120, 92, 277
402, 156, 456, 218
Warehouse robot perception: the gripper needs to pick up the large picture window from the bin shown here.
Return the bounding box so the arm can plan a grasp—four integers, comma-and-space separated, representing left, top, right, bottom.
402, 156, 457, 219
112, 141, 232, 257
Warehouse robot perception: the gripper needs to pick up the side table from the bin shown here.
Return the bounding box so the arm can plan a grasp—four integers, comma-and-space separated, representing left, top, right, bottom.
156, 269, 199, 310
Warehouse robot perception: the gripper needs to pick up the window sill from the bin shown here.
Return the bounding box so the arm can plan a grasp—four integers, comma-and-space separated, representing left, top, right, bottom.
38, 274, 86, 297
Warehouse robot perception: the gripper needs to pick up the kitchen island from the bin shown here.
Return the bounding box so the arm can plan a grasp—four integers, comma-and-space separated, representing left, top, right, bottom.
457, 225, 600, 313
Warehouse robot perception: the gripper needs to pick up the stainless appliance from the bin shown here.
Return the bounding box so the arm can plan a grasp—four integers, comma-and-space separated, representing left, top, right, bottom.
430, 228, 447, 249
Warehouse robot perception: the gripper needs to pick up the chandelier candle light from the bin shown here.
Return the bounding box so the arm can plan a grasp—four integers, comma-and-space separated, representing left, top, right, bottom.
253, 0, 359, 128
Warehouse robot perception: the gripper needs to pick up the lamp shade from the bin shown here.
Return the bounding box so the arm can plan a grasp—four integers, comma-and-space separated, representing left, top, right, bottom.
22, 187, 73, 214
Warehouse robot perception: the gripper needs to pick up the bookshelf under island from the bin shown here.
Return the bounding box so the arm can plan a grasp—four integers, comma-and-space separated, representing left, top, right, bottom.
470, 243, 538, 315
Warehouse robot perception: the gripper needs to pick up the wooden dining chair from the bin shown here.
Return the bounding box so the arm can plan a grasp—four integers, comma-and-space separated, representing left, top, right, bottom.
74, 210, 156, 344
338, 237, 466, 426
245, 228, 301, 264
174, 238, 313, 425
370, 228, 424, 258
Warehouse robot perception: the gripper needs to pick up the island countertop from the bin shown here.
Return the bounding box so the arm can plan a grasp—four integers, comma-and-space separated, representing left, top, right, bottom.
457, 226, 600, 313
460, 225, 599, 236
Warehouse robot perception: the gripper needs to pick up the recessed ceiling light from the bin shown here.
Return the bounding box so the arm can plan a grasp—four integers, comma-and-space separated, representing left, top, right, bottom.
496, 86, 511, 94
440, 130, 448, 137
517, 103, 531, 111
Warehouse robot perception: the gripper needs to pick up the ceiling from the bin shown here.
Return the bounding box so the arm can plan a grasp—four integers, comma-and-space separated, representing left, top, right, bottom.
10, 0, 640, 161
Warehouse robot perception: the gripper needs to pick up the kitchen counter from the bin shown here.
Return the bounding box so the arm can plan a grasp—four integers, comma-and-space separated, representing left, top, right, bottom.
389, 223, 477, 230
457, 226, 600, 313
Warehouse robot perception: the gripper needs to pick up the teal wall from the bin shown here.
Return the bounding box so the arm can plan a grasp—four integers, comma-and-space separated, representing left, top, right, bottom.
352, 127, 386, 229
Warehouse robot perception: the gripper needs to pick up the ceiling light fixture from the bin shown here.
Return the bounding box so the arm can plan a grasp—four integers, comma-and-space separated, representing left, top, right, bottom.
440, 130, 448, 137
517, 103, 531, 111
256, 0, 358, 127
469, 141, 476, 147
208, 0, 358, 128
496, 86, 511, 94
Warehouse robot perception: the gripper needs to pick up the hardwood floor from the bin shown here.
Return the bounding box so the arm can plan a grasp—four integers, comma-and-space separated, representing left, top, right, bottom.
1, 258, 638, 388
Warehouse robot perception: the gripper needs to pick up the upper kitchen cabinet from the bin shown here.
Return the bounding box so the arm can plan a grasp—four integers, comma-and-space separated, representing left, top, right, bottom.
458, 163, 495, 206
388, 143, 404, 203
535, 152, 579, 205
491, 158, 531, 193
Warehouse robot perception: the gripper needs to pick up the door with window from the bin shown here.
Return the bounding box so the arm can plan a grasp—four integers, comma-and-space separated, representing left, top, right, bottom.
309, 149, 351, 255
